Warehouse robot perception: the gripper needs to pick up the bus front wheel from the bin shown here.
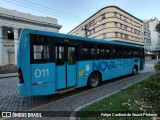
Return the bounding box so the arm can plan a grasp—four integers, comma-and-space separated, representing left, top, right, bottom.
132, 66, 138, 75
87, 72, 101, 88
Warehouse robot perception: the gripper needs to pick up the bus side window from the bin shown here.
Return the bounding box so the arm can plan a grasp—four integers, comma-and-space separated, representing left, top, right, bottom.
90, 48, 95, 59
124, 47, 134, 58
101, 48, 105, 59
112, 46, 117, 59
82, 47, 89, 60
112, 45, 124, 59
82, 43, 89, 60
90, 44, 96, 60
133, 48, 139, 58
41, 49, 44, 59
68, 47, 75, 65
55, 46, 64, 65
128, 47, 133, 58
97, 44, 105, 59
97, 48, 100, 59
33, 45, 49, 62
105, 45, 111, 59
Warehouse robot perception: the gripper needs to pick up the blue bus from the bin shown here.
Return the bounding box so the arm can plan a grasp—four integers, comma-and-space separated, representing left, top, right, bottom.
17, 28, 144, 96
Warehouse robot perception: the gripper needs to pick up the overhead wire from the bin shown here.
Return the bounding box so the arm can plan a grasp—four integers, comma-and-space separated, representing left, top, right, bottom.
23, 0, 85, 20
3, 0, 85, 23
11, 0, 84, 21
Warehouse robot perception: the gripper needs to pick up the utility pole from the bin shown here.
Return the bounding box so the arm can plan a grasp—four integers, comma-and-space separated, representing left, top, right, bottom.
82, 22, 99, 38
82, 25, 88, 37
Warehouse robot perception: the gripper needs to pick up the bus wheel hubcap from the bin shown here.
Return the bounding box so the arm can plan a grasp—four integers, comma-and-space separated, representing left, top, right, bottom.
133, 68, 137, 74
91, 76, 98, 87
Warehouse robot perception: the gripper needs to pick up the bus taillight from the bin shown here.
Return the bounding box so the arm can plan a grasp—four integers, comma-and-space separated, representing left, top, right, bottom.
18, 68, 24, 84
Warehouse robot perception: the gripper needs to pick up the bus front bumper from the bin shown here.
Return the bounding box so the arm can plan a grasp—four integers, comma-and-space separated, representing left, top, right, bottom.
18, 84, 26, 96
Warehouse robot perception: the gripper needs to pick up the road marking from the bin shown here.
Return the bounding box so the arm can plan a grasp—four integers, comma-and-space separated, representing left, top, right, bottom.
0, 75, 18, 79
145, 64, 154, 67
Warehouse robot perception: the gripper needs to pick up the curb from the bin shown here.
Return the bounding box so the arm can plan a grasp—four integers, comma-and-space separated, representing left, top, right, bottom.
70, 71, 155, 120
0, 75, 18, 79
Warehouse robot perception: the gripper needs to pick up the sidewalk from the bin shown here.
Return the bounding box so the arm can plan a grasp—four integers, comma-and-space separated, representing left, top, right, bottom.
28, 71, 155, 120
0, 72, 18, 79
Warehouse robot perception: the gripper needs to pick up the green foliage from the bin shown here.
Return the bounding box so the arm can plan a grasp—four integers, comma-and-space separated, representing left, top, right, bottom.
80, 72, 160, 120
155, 23, 160, 33
142, 72, 160, 98
154, 61, 160, 72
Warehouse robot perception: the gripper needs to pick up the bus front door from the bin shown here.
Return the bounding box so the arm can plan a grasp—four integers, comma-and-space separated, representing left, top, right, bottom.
55, 45, 77, 90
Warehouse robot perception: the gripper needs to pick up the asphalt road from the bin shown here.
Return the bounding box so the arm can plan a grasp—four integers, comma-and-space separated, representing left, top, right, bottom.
0, 59, 159, 120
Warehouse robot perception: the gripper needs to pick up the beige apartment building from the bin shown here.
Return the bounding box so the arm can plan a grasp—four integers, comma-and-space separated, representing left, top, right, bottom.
68, 6, 144, 45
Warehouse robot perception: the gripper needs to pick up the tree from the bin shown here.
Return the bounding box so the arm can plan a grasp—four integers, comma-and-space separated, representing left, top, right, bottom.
155, 23, 160, 33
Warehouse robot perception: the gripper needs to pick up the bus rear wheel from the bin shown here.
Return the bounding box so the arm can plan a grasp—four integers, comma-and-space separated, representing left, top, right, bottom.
88, 72, 101, 88
132, 66, 138, 75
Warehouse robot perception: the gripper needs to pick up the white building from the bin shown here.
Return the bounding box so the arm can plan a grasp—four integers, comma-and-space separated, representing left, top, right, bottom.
143, 20, 152, 60
0, 7, 62, 66
145, 18, 160, 59
144, 21, 151, 52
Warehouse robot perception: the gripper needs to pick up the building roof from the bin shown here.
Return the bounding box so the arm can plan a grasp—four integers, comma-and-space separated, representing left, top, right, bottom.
68, 6, 143, 33
143, 18, 160, 23
0, 7, 62, 29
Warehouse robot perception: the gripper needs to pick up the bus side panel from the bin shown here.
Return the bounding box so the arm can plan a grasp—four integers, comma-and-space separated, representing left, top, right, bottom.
141, 58, 145, 70
31, 63, 55, 95
67, 64, 77, 87
114, 59, 133, 77
132, 58, 141, 71
56, 65, 66, 90
76, 58, 142, 88
18, 29, 36, 96
77, 61, 93, 87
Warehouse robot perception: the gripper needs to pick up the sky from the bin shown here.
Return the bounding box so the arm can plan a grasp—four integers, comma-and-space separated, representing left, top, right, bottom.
0, 0, 160, 34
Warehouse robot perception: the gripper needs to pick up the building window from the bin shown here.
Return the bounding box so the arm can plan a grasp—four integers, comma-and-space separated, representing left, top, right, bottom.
124, 17, 128, 22
115, 22, 118, 27
133, 21, 140, 27
131, 36, 133, 40
134, 29, 140, 35
91, 20, 95, 25
115, 32, 118, 37
119, 14, 121, 19
124, 34, 128, 39
120, 24, 122, 28
134, 37, 139, 41
121, 33, 123, 38
92, 28, 95, 33
101, 23, 106, 29
102, 33, 106, 39
114, 12, 117, 17
102, 14, 105, 20
8, 31, 14, 40
124, 25, 127, 30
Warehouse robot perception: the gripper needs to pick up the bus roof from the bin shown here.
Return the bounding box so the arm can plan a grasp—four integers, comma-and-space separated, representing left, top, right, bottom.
22, 28, 144, 48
